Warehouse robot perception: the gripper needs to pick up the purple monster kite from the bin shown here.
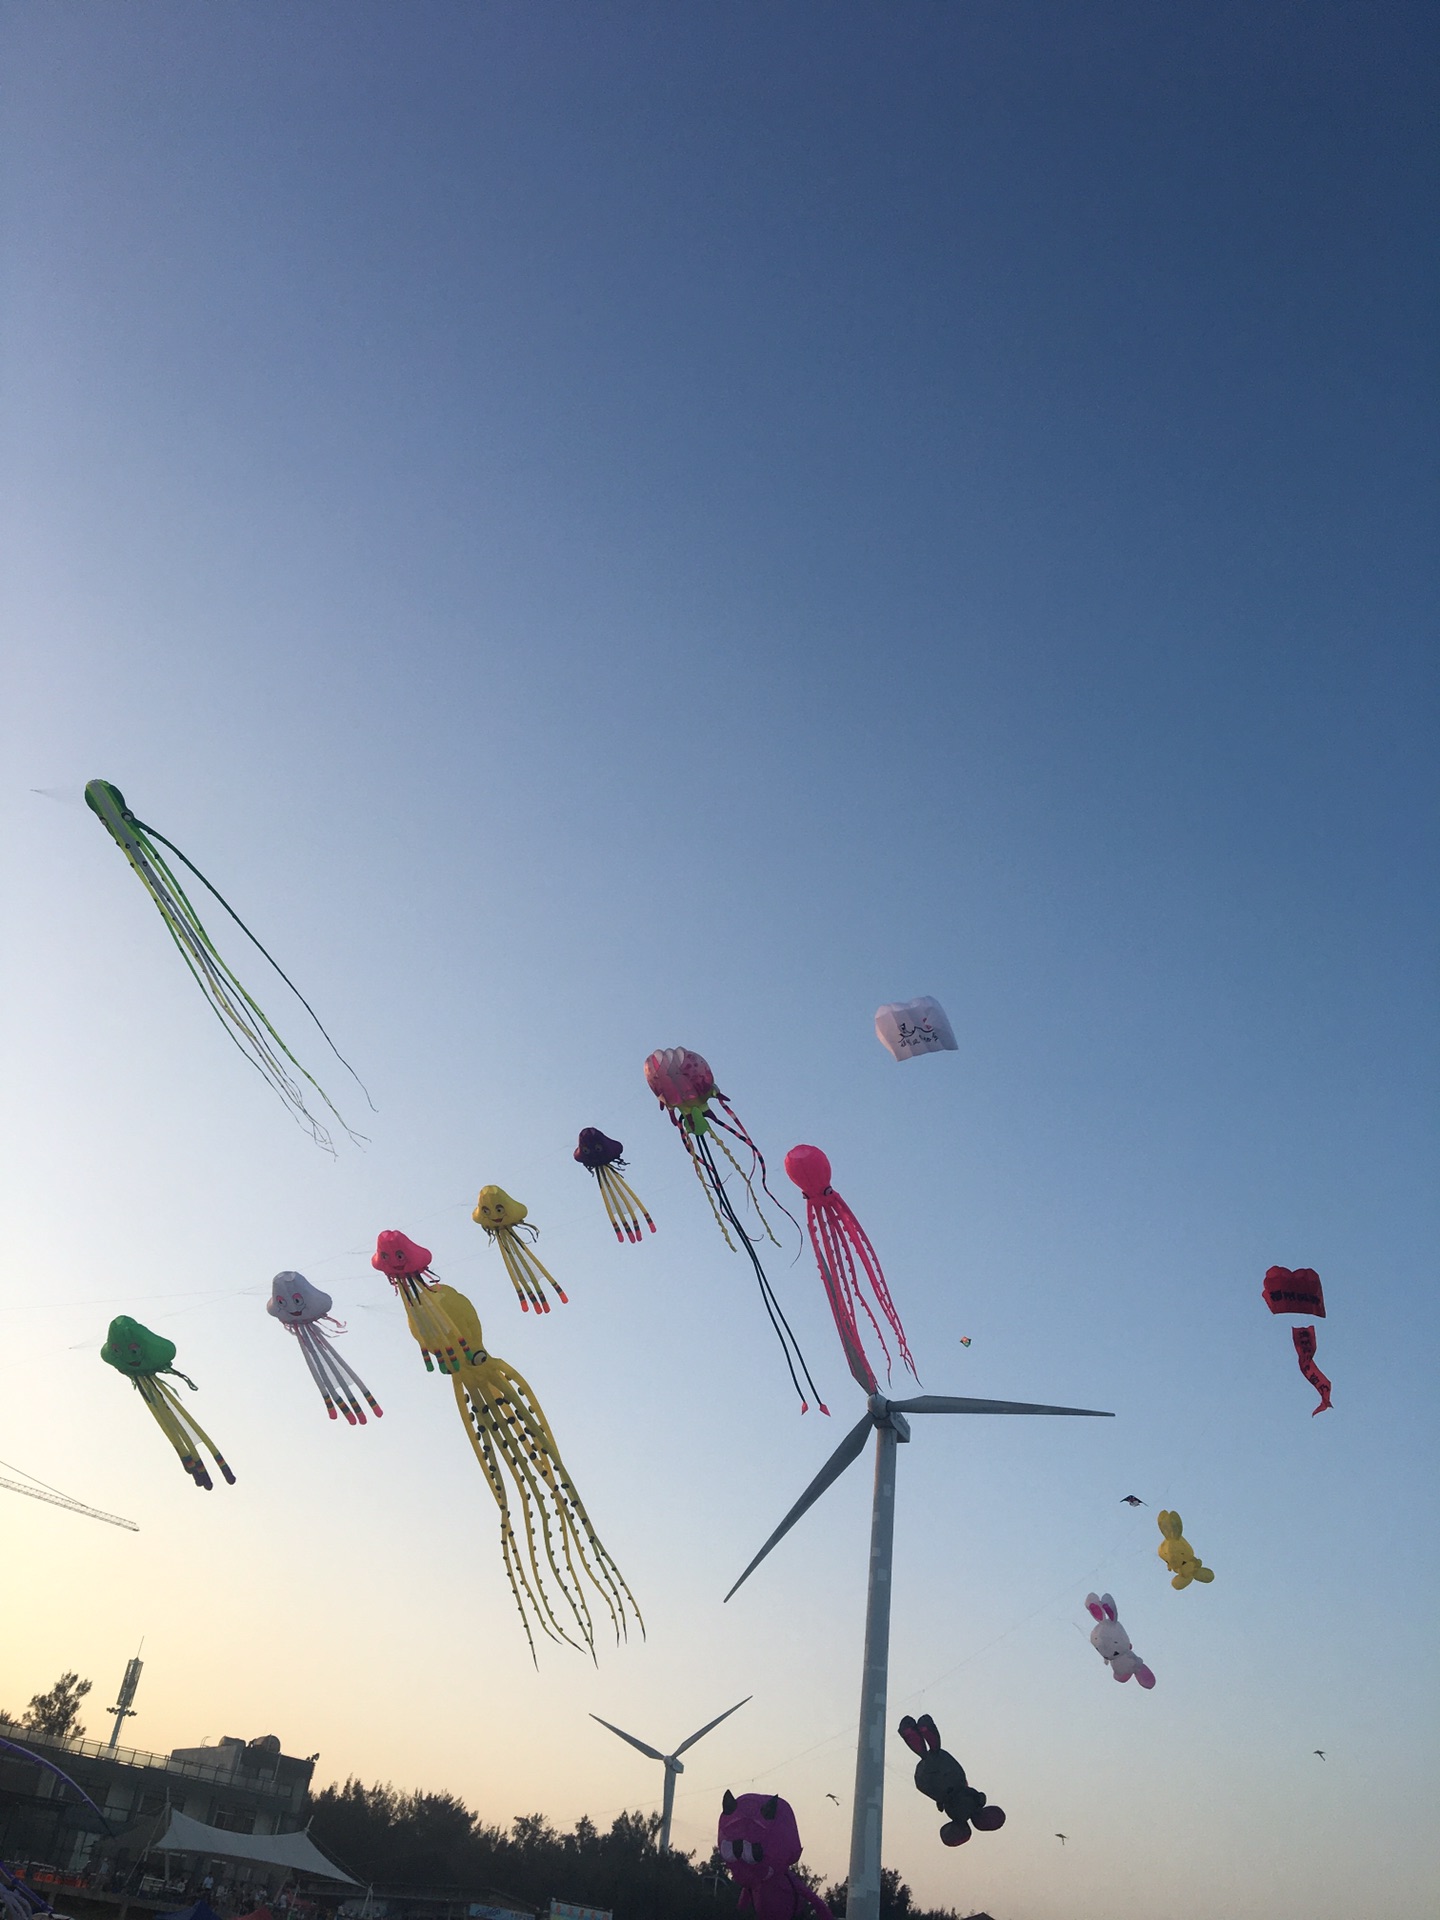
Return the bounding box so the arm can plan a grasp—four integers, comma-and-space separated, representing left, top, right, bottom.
717, 1790, 832, 1919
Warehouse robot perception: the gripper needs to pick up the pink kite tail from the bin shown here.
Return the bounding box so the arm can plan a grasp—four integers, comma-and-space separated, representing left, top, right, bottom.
808, 1201, 881, 1393
826, 1191, 917, 1379
1293, 1326, 1332, 1414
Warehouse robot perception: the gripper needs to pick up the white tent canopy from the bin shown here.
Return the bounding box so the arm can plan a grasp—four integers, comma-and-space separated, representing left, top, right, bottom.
151, 1810, 360, 1884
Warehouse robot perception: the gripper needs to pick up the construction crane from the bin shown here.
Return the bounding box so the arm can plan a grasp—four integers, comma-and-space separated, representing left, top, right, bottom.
0, 1459, 138, 1531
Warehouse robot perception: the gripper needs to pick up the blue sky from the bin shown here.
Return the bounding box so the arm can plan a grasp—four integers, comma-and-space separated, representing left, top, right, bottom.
2, 6, 1436, 1917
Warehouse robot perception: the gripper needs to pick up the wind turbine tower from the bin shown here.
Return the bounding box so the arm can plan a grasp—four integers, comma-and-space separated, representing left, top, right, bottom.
726, 1388, 1113, 1920
105, 1655, 144, 1750
590, 1697, 751, 1852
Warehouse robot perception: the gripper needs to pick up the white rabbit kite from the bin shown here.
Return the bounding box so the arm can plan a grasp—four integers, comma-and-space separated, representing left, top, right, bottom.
1085, 1592, 1155, 1688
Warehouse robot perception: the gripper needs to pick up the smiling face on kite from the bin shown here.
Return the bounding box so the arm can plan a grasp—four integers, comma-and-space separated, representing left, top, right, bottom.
473, 1186, 529, 1232
267, 1271, 334, 1325
372, 1230, 433, 1280
101, 1316, 178, 1379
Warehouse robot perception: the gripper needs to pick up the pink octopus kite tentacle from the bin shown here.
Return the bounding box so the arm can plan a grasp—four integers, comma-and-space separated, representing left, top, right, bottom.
827, 1193, 917, 1379
809, 1200, 884, 1393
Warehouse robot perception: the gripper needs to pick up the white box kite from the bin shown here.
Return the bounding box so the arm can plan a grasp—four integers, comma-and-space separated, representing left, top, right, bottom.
874, 996, 959, 1062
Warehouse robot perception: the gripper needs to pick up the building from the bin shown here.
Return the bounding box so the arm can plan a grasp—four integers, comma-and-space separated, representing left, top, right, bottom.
0, 1721, 343, 1906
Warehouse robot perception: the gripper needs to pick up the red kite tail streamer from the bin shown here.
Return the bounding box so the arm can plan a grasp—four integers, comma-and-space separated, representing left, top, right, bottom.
1292, 1326, 1332, 1415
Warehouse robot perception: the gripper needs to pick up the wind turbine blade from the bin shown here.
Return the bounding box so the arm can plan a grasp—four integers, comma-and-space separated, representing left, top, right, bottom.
889, 1394, 1113, 1418
724, 1411, 874, 1603
588, 1715, 667, 1764
673, 1696, 753, 1757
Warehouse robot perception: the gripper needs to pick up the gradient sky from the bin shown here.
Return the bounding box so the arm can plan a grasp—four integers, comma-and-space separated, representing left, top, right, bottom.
2, 6, 1436, 1917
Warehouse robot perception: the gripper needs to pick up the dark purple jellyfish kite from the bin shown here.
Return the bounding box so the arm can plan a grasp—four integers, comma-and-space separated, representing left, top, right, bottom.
573, 1129, 656, 1244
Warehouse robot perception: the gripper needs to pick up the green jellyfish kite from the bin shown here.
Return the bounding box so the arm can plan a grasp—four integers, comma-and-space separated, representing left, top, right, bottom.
101, 1316, 235, 1491
86, 779, 370, 1151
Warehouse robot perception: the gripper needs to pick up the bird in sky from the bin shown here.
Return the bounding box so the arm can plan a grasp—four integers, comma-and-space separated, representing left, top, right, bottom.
1314, 1750, 1326, 1761
825, 1793, 840, 1804
1055, 1834, 1067, 1845
1120, 1495, 1145, 1506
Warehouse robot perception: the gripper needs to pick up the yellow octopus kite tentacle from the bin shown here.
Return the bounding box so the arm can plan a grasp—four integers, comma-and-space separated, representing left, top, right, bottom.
457, 1378, 591, 1655
428, 1283, 642, 1661
450, 1382, 557, 1660
442, 1286, 635, 1639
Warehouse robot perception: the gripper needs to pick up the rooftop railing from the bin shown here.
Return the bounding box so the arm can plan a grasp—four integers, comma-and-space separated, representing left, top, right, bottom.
0, 1724, 285, 1790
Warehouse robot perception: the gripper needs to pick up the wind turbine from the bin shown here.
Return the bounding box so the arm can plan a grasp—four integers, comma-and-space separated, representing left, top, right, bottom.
589, 1697, 752, 1852
725, 1388, 1112, 1920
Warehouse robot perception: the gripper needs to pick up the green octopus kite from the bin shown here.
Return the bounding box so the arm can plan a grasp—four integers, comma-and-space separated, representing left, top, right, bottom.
86, 779, 370, 1152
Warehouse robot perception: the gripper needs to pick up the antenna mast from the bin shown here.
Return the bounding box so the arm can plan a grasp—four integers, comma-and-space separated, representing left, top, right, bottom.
105, 1656, 144, 1749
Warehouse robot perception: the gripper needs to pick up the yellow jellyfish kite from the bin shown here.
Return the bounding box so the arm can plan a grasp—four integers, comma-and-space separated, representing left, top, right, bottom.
473, 1186, 569, 1313
372, 1230, 640, 1660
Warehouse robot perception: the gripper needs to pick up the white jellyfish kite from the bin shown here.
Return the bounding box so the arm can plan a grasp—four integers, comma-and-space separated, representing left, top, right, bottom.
267, 1271, 383, 1425
874, 996, 958, 1062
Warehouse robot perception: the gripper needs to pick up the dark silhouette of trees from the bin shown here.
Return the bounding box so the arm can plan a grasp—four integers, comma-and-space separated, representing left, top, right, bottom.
19, 1674, 91, 1741
308, 1780, 737, 1919
309, 1780, 972, 1920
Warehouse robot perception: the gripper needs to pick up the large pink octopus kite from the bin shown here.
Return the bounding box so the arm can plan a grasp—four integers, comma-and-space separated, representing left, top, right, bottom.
784, 1144, 917, 1395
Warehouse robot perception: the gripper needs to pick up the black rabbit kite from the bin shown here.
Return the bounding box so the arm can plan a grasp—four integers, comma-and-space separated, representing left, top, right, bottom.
897, 1714, 1006, 1847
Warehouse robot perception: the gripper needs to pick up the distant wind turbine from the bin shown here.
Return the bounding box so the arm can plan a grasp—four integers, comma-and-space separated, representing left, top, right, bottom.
726, 1388, 1112, 1920
590, 1697, 752, 1851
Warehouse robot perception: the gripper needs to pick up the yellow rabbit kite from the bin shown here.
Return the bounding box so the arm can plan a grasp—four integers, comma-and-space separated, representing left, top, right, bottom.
1157, 1510, 1214, 1589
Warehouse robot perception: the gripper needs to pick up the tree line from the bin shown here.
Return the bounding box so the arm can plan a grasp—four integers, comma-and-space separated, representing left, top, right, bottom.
307, 1777, 976, 1920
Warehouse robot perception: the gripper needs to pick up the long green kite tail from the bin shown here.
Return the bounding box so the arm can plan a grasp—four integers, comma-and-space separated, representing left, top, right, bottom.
86, 778, 373, 1152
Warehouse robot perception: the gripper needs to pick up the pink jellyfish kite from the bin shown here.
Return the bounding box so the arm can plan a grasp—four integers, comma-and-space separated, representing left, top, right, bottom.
645, 1047, 826, 1414
372, 1230, 474, 1374
784, 1145, 917, 1394
267, 1271, 383, 1425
